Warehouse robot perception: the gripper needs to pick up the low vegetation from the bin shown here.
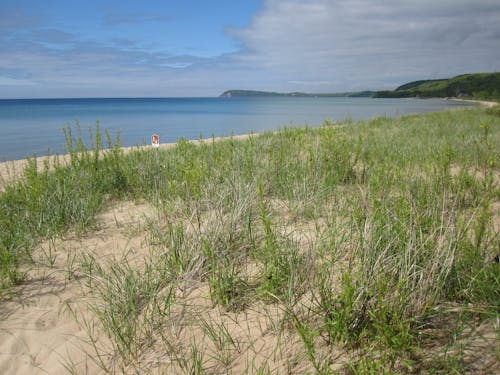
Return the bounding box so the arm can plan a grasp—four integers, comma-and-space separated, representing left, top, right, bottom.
1, 106, 499, 373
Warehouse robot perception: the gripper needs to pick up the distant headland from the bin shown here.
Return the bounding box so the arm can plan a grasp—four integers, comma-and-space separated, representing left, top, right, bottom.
219, 90, 375, 98
220, 72, 500, 101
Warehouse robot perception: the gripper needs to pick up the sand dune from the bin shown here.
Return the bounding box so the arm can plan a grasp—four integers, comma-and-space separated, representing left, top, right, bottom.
1, 110, 498, 374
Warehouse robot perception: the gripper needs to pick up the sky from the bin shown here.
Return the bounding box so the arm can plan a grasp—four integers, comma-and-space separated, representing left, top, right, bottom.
1, 0, 500, 98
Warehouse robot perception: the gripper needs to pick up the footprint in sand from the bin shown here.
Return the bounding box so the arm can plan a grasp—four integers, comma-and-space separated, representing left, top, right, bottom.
34, 311, 57, 331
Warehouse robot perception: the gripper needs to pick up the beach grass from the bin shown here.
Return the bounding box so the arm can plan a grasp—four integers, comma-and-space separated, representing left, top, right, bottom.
0, 106, 499, 373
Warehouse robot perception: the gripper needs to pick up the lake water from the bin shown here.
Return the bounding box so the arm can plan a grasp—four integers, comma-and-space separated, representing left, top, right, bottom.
0, 97, 471, 161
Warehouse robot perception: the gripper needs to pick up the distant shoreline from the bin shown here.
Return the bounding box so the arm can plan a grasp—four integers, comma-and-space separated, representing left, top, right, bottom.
446, 98, 498, 107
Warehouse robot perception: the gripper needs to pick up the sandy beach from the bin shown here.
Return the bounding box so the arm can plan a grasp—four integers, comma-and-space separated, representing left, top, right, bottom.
0, 169, 319, 374
447, 98, 499, 107
0, 201, 158, 374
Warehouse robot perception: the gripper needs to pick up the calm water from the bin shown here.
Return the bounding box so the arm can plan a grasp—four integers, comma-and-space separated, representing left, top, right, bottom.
0, 97, 470, 161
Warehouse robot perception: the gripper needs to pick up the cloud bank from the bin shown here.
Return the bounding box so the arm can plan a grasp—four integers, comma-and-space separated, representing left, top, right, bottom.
230, 0, 500, 91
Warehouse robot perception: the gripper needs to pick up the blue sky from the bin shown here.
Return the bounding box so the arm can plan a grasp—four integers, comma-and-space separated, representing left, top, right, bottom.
1, 0, 500, 98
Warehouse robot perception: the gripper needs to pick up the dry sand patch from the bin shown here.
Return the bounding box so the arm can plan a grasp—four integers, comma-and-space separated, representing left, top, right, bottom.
0, 201, 154, 374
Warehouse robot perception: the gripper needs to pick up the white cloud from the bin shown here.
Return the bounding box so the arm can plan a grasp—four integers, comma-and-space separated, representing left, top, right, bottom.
288, 80, 334, 86
0, 76, 35, 86
103, 13, 172, 26
228, 0, 500, 91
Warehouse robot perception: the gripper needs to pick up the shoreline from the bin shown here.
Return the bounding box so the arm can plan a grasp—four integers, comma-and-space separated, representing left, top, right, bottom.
0, 133, 257, 191
446, 98, 498, 107
1, 99, 497, 190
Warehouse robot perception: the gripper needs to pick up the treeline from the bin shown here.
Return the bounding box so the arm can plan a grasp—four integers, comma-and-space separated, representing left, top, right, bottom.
374, 72, 500, 100
219, 90, 375, 98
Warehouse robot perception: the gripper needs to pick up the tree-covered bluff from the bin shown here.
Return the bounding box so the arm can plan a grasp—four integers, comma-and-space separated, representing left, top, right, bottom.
374, 72, 500, 100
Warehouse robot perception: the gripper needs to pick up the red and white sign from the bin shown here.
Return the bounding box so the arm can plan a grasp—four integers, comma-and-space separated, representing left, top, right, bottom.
151, 133, 160, 147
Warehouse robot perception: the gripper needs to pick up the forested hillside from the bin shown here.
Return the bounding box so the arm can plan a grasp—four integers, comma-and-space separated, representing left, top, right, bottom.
375, 72, 500, 100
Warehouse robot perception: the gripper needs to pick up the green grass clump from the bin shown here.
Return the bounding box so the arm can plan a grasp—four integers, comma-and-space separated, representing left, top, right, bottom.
0, 106, 498, 372
0, 125, 125, 290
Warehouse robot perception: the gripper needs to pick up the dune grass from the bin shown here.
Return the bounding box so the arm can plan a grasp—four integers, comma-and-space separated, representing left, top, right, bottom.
0, 106, 499, 373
